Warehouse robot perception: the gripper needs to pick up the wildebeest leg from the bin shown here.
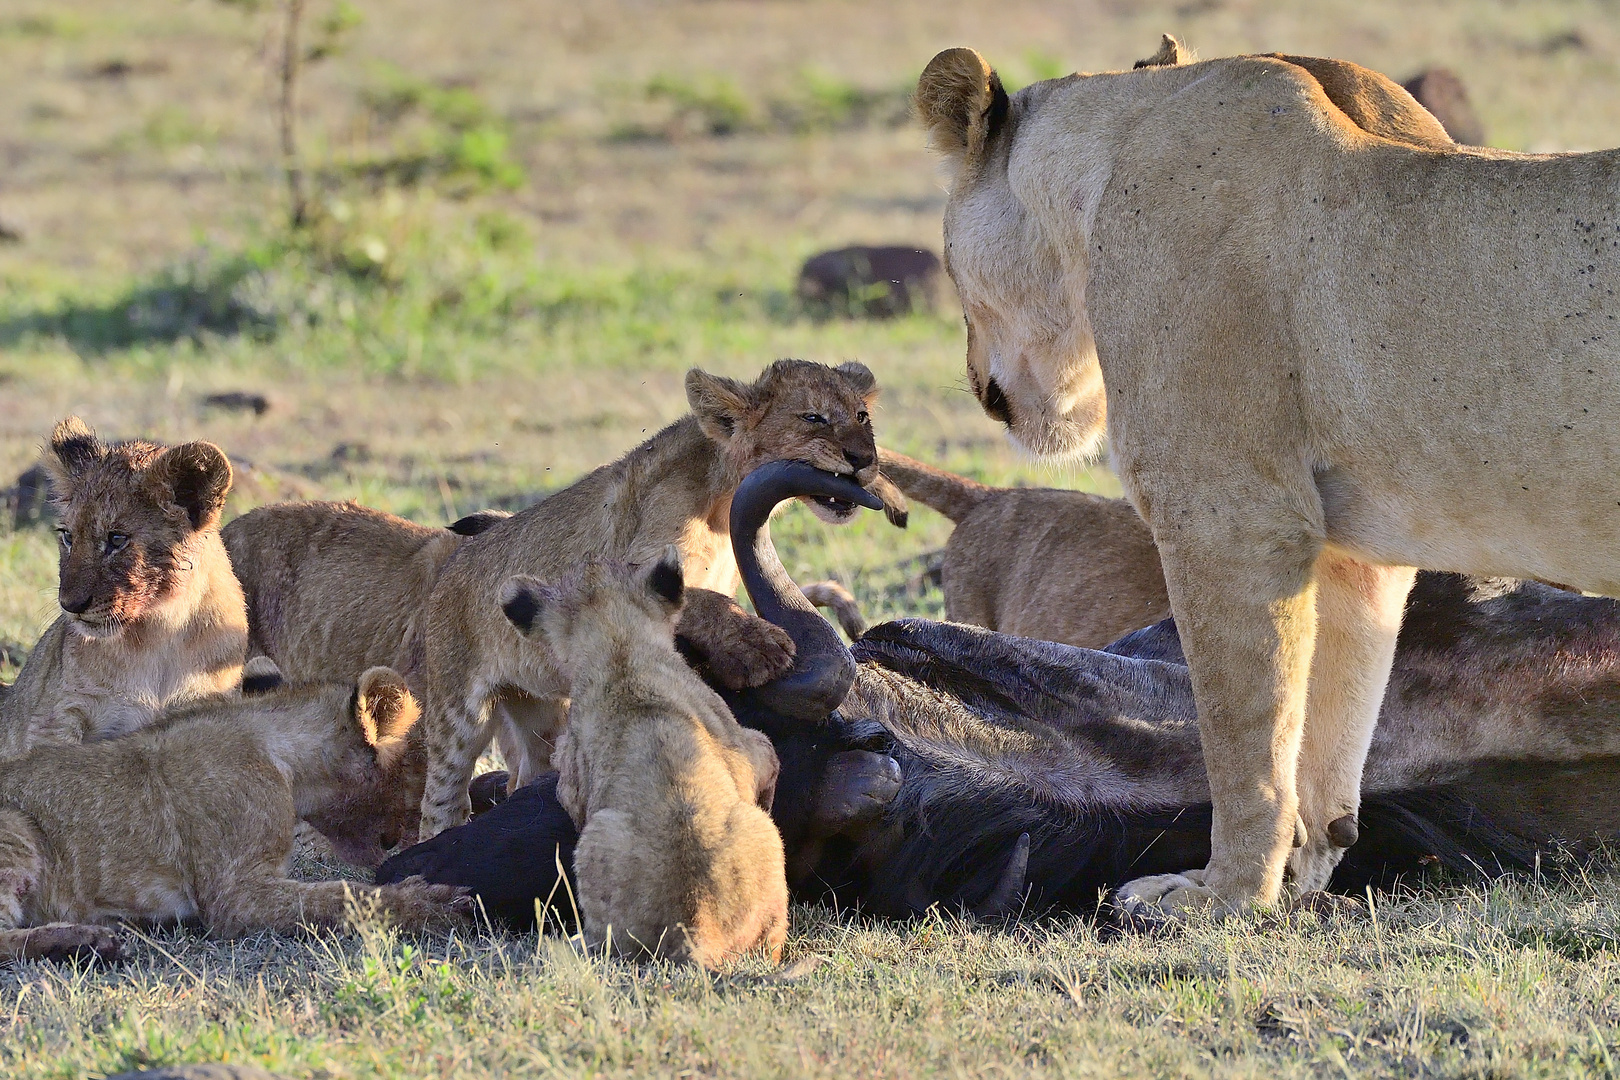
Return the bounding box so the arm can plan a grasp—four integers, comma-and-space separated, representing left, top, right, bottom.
1290, 554, 1416, 893
1114, 478, 1322, 914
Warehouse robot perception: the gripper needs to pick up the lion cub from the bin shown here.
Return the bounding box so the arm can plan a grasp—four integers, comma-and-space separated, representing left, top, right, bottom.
0, 666, 463, 961
501, 550, 787, 968
0, 417, 248, 758
415, 359, 889, 836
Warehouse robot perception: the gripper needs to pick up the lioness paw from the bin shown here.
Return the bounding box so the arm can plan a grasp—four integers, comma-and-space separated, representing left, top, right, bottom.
1107, 871, 1223, 930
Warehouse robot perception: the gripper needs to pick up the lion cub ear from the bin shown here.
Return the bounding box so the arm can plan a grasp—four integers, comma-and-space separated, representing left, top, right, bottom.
643, 545, 686, 613
1135, 33, 1192, 69
44, 416, 105, 493
916, 48, 1009, 176
686, 368, 754, 443
148, 440, 233, 531
836, 361, 878, 399
500, 574, 560, 638
355, 667, 420, 767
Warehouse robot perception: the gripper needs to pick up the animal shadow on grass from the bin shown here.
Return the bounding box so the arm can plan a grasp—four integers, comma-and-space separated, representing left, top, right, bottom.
0, 256, 277, 356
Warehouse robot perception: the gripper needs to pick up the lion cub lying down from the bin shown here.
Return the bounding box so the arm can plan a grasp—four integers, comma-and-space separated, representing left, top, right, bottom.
501, 550, 787, 968
0, 666, 463, 963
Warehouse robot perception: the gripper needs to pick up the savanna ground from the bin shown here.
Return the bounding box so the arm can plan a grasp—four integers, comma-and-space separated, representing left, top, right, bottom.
3, 0, 1620, 1075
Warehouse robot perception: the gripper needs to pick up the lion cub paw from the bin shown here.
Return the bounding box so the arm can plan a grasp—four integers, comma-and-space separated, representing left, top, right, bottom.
702, 612, 796, 690
14, 923, 123, 964
374, 877, 474, 930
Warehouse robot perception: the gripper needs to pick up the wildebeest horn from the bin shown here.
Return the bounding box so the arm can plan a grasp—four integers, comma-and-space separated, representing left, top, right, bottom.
731, 460, 883, 721
972, 832, 1030, 918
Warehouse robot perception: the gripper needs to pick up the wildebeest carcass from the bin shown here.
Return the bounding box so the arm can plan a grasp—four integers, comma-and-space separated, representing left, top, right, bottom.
380, 462, 1620, 924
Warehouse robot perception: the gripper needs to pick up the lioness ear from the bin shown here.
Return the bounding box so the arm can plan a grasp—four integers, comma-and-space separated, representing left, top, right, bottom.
44, 416, 104, 492
644, 545, 685, 612
499, 574, 559, 638
149, 440, 233, 531
686, 368, 754, 443
835, 360, 877, 399
916, 48, 1008, 174
355, 666, 419, 768
1135, 33, 1192, 69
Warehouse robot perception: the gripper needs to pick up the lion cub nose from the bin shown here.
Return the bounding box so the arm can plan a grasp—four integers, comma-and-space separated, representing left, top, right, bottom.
843, 448, 874, 473
59, 592, 93, 615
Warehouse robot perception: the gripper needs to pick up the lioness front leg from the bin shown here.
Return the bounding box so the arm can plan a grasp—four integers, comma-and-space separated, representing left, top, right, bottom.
1114, 489, 1321, 915
677, 588, 795, 690
493, 693, 568, 790
1290, 553, 1415, 894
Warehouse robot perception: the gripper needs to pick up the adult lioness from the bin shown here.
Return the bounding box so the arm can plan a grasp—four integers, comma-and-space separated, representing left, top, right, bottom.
916, 36, 1620, 915
0, 418, 247, 758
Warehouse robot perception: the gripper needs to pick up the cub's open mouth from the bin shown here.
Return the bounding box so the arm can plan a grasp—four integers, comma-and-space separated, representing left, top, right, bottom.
812, 494, 856, 516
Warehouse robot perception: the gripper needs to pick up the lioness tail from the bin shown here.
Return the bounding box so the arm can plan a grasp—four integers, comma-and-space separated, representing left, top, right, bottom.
876, 449, 993, 523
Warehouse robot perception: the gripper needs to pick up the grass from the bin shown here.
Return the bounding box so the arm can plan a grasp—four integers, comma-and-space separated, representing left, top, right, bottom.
6, 874, 1620, 1078
5, 0, 1620, 1075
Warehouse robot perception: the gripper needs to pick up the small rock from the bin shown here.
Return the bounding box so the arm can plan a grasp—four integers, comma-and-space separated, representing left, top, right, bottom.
202, 392, 271, 417
798, 246, 944, 319
5, 463, 54, 529
1402, 68, 1485, 146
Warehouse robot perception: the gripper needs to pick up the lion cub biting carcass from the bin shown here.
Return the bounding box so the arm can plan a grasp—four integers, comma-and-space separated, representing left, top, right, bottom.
501, 550, 788, 968
0, 665, 463, 962
409, 359, 894, 836
0, 417, 248, 758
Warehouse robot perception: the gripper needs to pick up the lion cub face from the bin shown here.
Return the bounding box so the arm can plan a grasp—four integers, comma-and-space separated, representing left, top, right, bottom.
500, 554, 685, 683
42, 417, 233, 638
686, 359, 880, 523
298, 667, 426, 867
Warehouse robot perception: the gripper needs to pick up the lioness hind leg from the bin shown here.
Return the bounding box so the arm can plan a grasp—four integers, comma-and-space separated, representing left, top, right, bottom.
1118, 485, 1323, 913
1290, 553, 1416, 894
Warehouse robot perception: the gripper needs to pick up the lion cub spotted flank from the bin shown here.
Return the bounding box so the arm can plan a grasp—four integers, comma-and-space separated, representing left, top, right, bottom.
0, 666, 463, 962
0, 417, 248, 758
501, 550, 787, 968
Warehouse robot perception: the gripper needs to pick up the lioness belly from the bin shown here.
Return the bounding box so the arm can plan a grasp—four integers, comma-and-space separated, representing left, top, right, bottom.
1292, 152, 1620, 590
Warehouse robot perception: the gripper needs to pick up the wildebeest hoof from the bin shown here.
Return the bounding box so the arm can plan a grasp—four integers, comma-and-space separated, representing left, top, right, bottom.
1325, 814, 1359, 848
811, 751, 901, 832
16, 922, 123, 964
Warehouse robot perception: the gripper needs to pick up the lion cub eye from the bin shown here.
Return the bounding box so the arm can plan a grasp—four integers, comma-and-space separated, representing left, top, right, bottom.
856, 410, 869, 425
104, 532, 130, 555
56, 528, 72, 551
799, 412, 829, 426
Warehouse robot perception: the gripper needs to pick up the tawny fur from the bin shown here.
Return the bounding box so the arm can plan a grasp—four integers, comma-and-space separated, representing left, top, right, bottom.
918, 36, 1620, 912
0, 418, 247, 758
0, 667, 464, 962
414, 359, 885, 836
879, 449, 1168, 645
503, 552, 787, 968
